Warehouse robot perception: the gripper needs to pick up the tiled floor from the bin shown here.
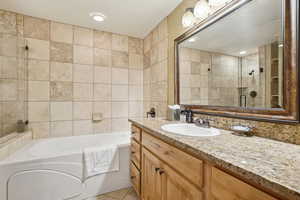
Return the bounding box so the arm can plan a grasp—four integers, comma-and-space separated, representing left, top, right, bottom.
87, 187, 139, 200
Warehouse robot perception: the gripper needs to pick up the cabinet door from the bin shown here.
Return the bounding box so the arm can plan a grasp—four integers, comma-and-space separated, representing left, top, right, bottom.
211, 167, 278, 200
161, 163, 203, 200
142, 148, 163, 200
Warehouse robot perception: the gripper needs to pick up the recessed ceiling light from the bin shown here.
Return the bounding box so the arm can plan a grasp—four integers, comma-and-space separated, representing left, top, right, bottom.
188, 38, 197, 42
239, 51, 247, 55
89, 12, 106, 22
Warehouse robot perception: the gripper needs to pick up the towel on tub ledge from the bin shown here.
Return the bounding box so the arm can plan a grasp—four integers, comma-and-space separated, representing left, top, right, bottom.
83, 145, 119, 179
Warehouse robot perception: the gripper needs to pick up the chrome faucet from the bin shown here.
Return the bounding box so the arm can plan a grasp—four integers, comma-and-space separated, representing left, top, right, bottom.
194, 118, 214, 128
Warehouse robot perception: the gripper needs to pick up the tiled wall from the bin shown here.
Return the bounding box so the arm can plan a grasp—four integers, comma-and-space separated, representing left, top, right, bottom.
179, 47, 239, 106
143, 18, 168, 118
0, 9, 144, 139
0, 10, 27, 137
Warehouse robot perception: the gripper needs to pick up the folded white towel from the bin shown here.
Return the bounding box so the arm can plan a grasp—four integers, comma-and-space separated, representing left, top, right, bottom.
83, 145, 119, 179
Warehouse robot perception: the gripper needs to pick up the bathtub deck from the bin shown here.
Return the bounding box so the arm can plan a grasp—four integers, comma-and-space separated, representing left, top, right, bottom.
89, 187, 139, 200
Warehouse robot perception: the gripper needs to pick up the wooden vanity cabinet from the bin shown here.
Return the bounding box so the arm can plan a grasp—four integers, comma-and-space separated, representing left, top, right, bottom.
130, 125, 142, 196
142, 148, 203, 200
131, 125, 281, 200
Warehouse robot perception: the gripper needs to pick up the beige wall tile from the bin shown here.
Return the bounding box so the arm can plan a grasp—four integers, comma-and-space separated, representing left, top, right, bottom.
0, 10, 17, 34
129, 85, 143, 101
129, 69, 143, 85
28, 102, 49, 122
30, 122, 50, 139
50, 42, 73, 63
112, 68, 128, 84
0, 79, 18, 101
27, 38, 50, 60
94, 30, 112, 49
112, 118, 129, 132
73, 102, 92, 120
94, 48, 111, 66
0, 34, 18, 57
1, 102, 24, 123
73, 120, 93, 135
74, 26, 93, 47
93, 101, 111, 118
50, 102, 72, 121
144, 33, 152, 54
112, 51, 128, 68
94, 84, 111, 101
151, 27, 159, 46
112, 85, 128, 101
73, 83, 93, 101
112, 102, 128, 118
112, 34, 128, 52
74, 45, 93, 65
129, 54, 143, 69
28, 81, 49, 101
73, 64, 93, 83
50, 121, 73, 137
24, 16, 49, 40
50, 22, 73, 44
0, 56, 18, 79
94, 66, 111, 84
129, 101, 143, 118
50, 81, 73, 101
50, 62, 73, 82
128, 37, 143, 54
28, 59, 49, 81
158, 18, 168, 41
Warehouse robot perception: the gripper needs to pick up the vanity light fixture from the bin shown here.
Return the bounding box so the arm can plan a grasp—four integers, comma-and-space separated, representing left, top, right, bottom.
182, 8, 196, 28
278, 44, 284, 48
194, 0, 210, 20
239, 51, 247, 55
89, 12, 106, 22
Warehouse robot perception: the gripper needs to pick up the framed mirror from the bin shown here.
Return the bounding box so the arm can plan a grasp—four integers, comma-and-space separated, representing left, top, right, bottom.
175, 0, 299, 123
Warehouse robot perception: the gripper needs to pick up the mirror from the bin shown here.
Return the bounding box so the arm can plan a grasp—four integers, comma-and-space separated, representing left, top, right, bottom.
178, 0, 283, 109
175, 0, 299, 123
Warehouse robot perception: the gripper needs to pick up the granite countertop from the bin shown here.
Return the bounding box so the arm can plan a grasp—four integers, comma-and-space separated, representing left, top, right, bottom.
129, 118, 300, 200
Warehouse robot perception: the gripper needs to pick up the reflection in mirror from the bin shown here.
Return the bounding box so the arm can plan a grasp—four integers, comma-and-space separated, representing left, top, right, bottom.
178, 0, 283, 109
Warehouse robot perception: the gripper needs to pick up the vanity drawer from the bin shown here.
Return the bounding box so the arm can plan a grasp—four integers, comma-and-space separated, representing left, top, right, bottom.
131, 125, 141, 142
142, 131, 203, 187
211, 167, 278, 200
130, 162, 141, 196
131, 138, 141, 169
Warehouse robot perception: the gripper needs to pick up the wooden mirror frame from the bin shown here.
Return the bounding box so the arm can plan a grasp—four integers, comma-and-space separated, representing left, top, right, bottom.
174, 0, 299, 123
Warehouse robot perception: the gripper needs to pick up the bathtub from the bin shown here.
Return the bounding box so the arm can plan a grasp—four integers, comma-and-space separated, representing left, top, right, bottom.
0, 132, 131, 200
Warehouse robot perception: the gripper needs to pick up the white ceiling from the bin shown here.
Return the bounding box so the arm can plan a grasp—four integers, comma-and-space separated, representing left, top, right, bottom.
0, 0, 182, 38
181, 0, 282, 56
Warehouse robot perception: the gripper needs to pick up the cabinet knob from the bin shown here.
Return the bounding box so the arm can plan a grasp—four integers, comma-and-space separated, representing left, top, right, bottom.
155, 167, 160, 172
131, 176, 136, 179
131, 151, 136, 154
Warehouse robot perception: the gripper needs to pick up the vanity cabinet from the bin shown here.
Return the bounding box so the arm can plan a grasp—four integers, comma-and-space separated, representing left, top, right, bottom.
130, 125, 142, 196
142, 148, 203, 200
211, 167, 278, 200
131, 124, 281, 200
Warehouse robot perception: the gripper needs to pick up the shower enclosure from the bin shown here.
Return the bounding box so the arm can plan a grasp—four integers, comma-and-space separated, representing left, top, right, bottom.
0, 31, 28, 140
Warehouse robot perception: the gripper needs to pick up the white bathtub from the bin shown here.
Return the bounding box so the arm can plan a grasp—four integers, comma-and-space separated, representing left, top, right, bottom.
0, 132, 131, 200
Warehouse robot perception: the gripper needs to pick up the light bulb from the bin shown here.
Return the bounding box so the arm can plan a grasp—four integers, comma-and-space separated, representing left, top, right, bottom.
194, 0, 210, 20
182, 8, 196, 28
209, 0, 228, 7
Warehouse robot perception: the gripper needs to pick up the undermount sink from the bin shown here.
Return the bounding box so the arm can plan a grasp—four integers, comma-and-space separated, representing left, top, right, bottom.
161, 123, 220, 137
